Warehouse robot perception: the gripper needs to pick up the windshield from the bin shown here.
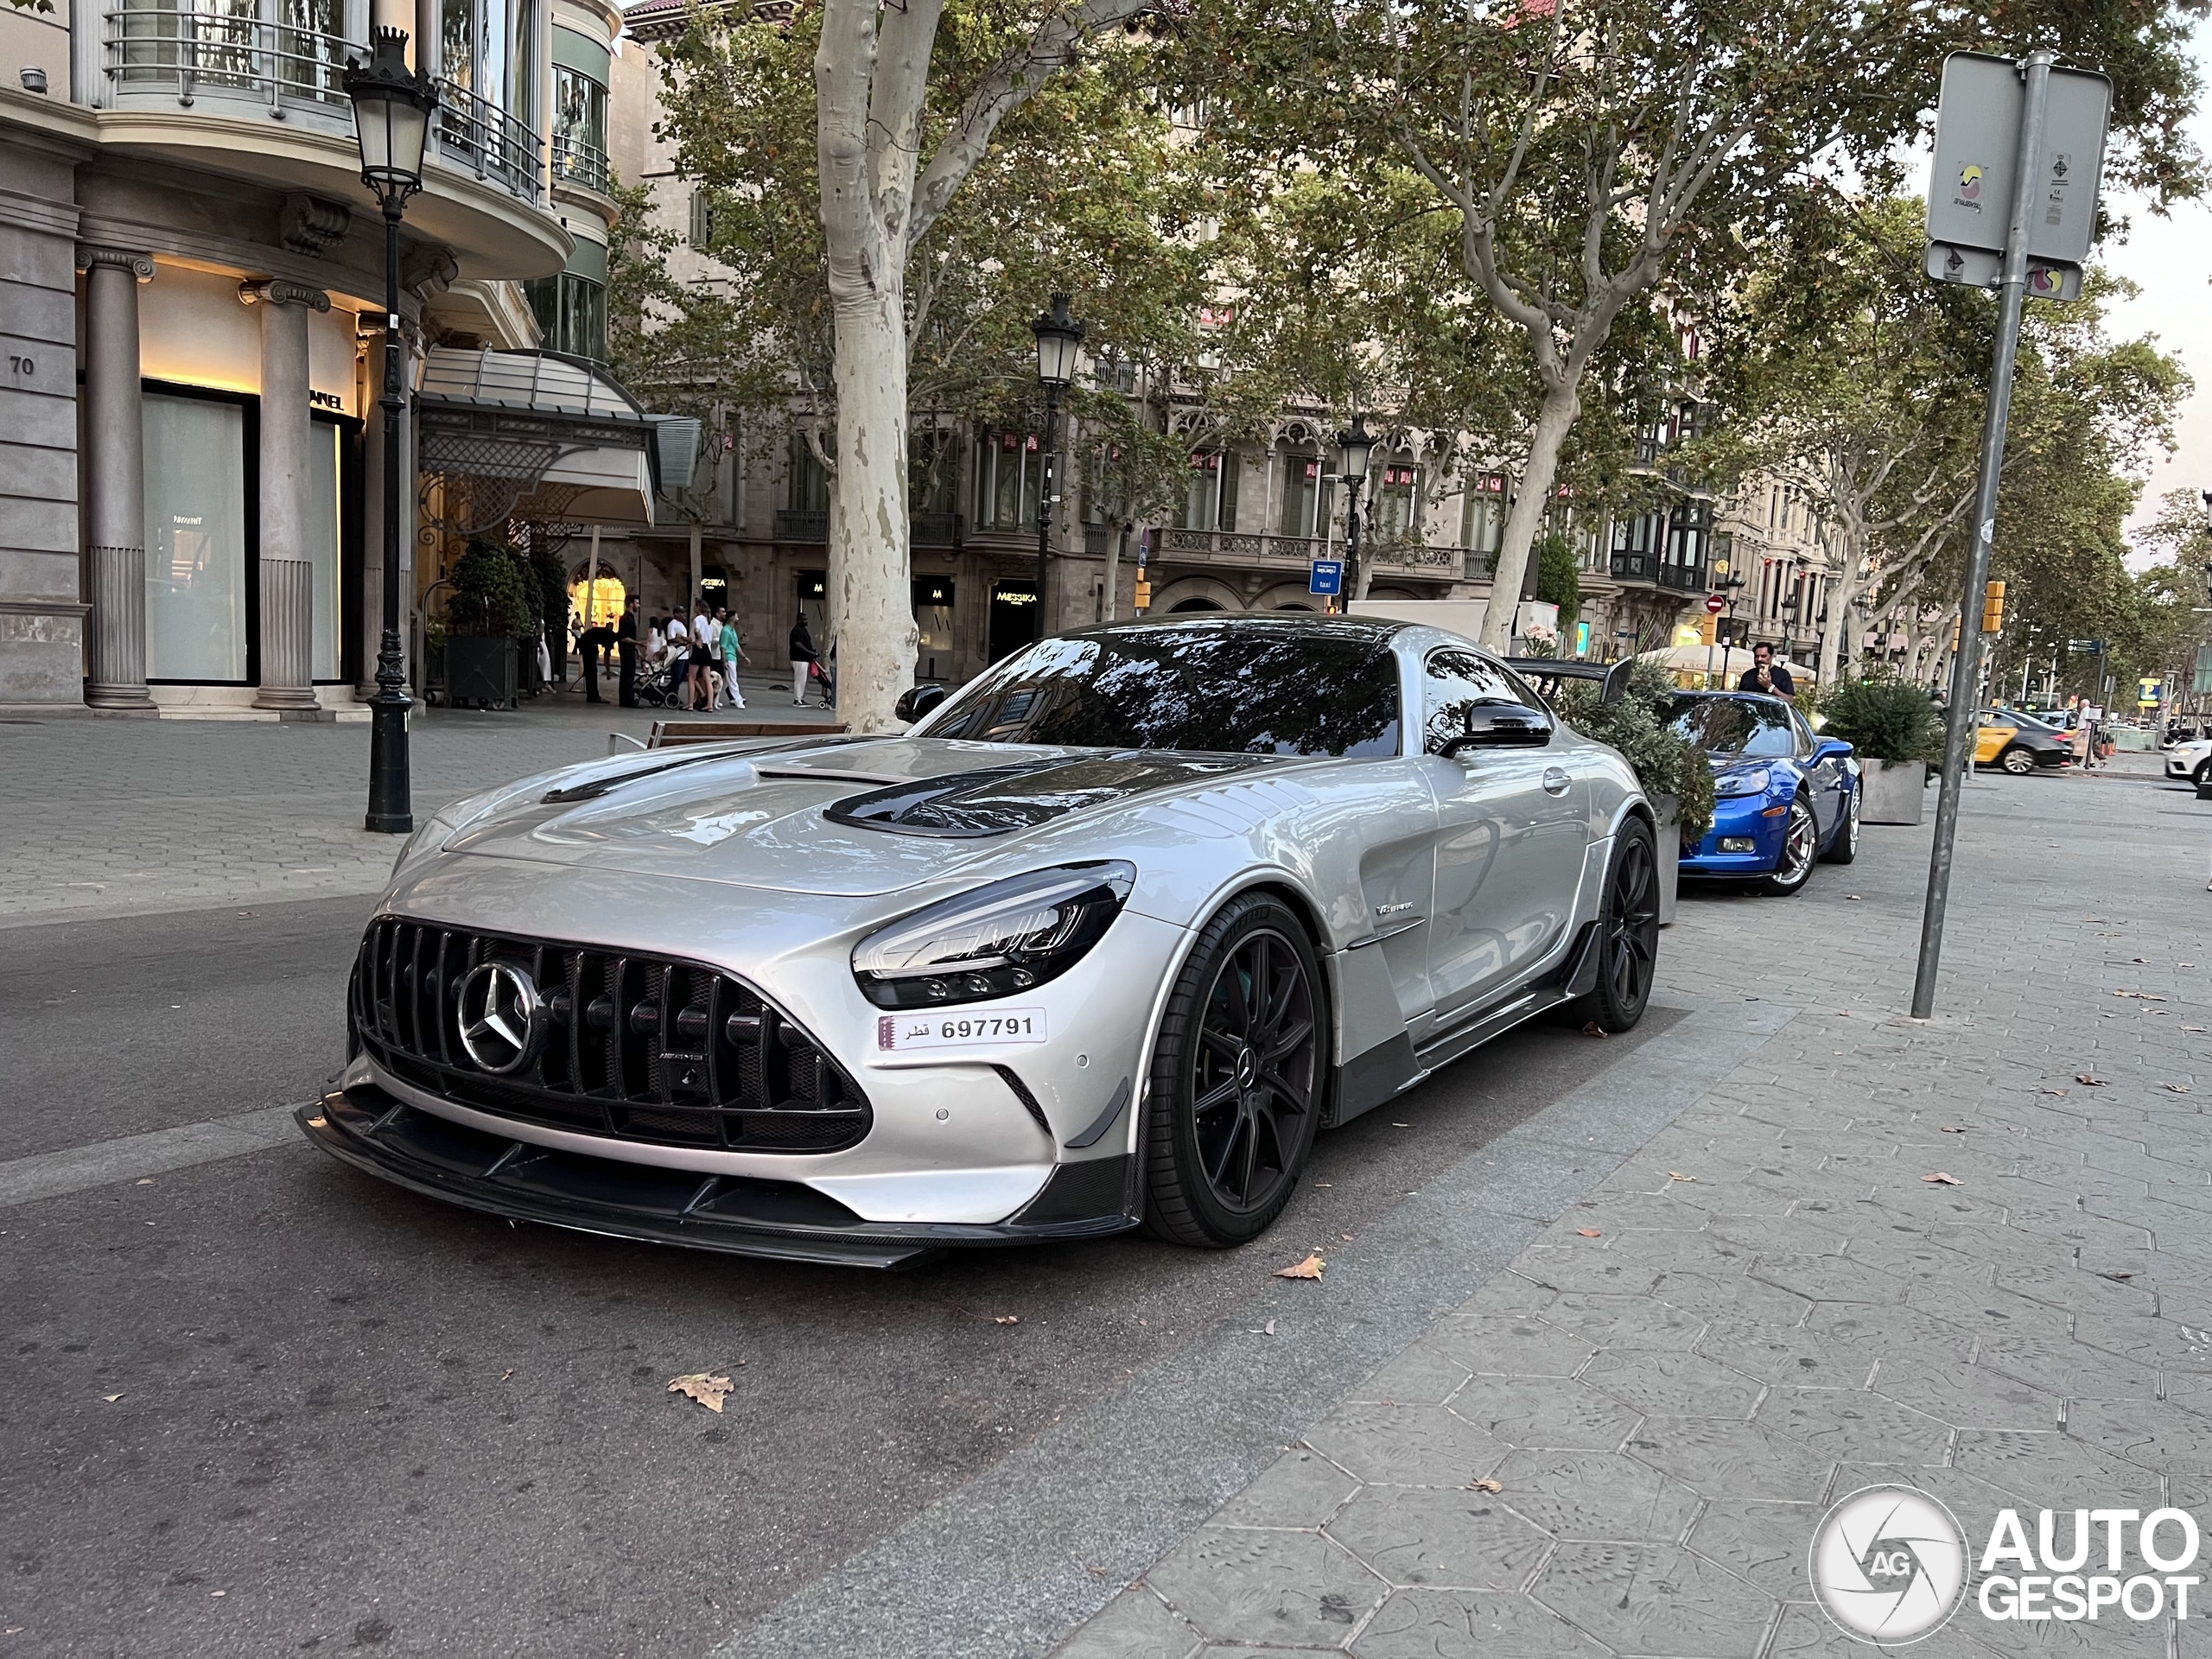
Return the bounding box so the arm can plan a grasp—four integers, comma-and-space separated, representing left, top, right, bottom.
1667, 695, 1801, 760
920, 623, 1403, 757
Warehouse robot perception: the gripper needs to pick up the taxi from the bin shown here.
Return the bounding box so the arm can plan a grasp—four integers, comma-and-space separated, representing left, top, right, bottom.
1974, 708, 2073, 775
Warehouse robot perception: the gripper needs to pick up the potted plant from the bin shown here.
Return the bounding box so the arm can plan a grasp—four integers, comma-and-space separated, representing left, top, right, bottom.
1821, 676, 1942, 824
444, 537, 534, 709
1555, 659, 1715, 925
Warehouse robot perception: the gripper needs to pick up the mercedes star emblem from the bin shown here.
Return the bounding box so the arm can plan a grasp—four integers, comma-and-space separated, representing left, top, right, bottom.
455, 960, 544, 1074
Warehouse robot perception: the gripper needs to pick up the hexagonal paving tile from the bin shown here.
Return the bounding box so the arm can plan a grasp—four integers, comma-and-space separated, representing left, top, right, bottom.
1325, 1486, 1553, 1590
1976, 1333, 2161, 1401
1351, 1587, 1605, 1659
1580, 1350, 1763, 1419
1927, 1220, 2077, 1270
1145, 1527, 1386, 1647
1992, 1261, 2158, 1318
1510, 1246, 1665, 1298
1445, 1377, 1641, 1452
1751, 1252, 1913, 1305
1211, 1448, 1363, 1529
1763, 1600, 2000, 1658
1758, 1386, 1953, 1465
1801, 1303, 1980, 1363
1705, 1214, 1849, 1257
1485, 1448, 1702, 1541
1655, 1269, 1819, 1326
1839, 1231, 1998, 1288
1902, 1284, 2076, 1339
1867, 1360, 2061, 1431
1563, 1192, 1718, 1233
1303, 1401, 1508, 1487
1686, 1497, 1821, 1598
2060, 1396, 2212, 1475
1533, 1293, 1707, 1351
1425, 1317, 1597, 1380
1950, 1428, 2160, 1510
1695, 1320, 1883, 1388
2000, 1203, 2153, 1255
2073, 1312, 2212, 1371
1350, 1343, 1474, 1408
1533, 1541, 1777, 1657
1052, 1587, 1201, 1659
1627, 1416, 1835, 1503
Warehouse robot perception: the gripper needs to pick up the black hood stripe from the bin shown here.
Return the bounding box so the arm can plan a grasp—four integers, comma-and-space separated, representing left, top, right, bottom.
826, 753, 1273, 838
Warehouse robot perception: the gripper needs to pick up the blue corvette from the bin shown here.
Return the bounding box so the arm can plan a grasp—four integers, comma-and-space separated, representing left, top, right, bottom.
1669, 692, 1860, 895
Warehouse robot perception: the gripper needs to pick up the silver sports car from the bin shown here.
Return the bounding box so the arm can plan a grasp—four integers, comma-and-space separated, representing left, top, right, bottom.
302, 614, 1659, 1267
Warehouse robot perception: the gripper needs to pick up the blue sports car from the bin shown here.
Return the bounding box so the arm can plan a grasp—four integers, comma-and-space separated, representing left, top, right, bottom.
1669, 692, 1860, 895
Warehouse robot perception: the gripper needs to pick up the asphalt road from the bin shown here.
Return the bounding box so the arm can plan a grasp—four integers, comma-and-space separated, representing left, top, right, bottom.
0, 895, 1693, 1659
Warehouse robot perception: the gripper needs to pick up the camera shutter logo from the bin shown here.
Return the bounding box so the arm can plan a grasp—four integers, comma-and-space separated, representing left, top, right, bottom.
456, 960, 546, 1074
1809, 1485, 1969, 1644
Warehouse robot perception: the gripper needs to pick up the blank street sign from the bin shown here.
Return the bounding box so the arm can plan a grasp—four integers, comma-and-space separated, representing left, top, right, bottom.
1927, 51, 2111, 264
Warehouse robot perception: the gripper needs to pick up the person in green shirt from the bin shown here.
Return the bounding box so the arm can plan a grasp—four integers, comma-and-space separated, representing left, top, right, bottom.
716, 608, 746, 709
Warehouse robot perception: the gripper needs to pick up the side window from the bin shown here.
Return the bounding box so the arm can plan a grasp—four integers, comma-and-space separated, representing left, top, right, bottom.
1790, 709, 1817, 755
1422, 648, 1540, 755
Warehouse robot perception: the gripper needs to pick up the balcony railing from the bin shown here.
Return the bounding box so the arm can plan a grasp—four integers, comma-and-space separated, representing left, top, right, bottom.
1160, 529, 1468, 578
552, 133, 611, 194
103, 10, 543, 207
436, 77, 543, 205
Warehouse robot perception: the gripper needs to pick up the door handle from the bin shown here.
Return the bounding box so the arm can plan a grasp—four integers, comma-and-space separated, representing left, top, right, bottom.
1541, 766, 1571, 796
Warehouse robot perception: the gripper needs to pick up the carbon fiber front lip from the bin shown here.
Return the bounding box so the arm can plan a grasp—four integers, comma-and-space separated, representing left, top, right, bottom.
299, 1085, 1136, 1270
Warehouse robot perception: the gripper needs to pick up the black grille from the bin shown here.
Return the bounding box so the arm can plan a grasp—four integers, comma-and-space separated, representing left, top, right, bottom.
349, 918, 872, 1154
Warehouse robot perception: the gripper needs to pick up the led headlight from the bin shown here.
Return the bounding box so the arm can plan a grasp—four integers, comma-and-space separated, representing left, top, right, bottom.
852, 862, 1136, 1009
1713, 766, 1771, 798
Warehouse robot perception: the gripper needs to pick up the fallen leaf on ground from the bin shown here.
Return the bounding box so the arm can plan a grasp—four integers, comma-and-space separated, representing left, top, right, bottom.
100, 1393, 123, 1403
1247, 1319, 1278, 1336
1846, 894, 1862, 902
2096, 1271, 2135, 1282
1922, 1173, 1962, 1185
1313, 1181, 1332, 1188
1274, 1254, 1325, 1280
2076, 1074, 2107, 1086
994, 1315, 1020, 1325
499, 1368, 514, 1382
1668, 1172, 1695, 1182
2133, 957, 2148, 964
1581, 1022, 1609, 1038
1391, 1122, 1410, 1128
1469, 1478, 1503, 1493
2186, 1027, 2209, 1034
2041, 1088, 2069, 1096
2165, 1084, 2194, 1095
668, 1373, 734, 1413
1339, 1233, 1356, 1242
1942, 1126, 1967, 1134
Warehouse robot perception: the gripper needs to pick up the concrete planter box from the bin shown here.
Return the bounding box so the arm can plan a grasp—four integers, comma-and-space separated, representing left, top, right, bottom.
1651, 793, 1681, 927
1861, 758, 1928, 825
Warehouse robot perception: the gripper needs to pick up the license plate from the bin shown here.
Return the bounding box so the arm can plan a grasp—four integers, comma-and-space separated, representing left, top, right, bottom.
876, 1009, 1047, 1051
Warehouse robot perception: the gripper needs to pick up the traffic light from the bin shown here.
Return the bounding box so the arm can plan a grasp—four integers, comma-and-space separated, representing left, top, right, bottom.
1133, 580, 1152, 611
1981, 580, 2005, 633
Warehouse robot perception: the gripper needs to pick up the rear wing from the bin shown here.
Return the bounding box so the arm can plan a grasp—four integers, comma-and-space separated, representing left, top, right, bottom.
1504, 657, 1633, 709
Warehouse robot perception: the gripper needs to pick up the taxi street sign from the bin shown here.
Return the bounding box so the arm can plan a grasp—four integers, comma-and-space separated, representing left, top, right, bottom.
1309, 560, 1344, 597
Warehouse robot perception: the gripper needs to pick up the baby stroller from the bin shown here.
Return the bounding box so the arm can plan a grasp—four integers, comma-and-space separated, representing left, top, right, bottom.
633, 658, 683, 709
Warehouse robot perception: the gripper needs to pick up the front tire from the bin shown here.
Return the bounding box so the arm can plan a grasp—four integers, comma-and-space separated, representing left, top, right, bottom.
1758, 795, 1820, 896
1820, 780, 1860, 864
1566, 817, 1659, 1033
1999, 743, 2037, 776
1141, 894, 1326, 1248
2195, 760, 2212, 800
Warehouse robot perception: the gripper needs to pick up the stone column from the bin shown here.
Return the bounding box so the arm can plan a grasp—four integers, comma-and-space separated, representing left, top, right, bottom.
243, 279, 331, 711
79, 246, 156, 712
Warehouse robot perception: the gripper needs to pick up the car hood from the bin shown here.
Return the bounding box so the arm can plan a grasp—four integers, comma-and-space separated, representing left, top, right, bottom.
435, 736, 1292, 896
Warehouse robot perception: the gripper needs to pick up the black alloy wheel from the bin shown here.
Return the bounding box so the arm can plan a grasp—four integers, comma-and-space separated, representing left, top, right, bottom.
1142, 893, 1325, 1247
1999, 743, 2037, 777
1568, 817, 1659, 1033
1759, 795, 1820, 896
2194, 759, 2211, 800
1821, 780, 1861, 864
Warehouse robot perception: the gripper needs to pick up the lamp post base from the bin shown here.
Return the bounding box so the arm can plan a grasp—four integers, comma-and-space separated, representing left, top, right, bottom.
365, 690, 413, 834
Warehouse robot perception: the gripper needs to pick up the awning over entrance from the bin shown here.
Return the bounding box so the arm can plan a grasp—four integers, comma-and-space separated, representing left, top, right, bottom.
415, 349, 700, 533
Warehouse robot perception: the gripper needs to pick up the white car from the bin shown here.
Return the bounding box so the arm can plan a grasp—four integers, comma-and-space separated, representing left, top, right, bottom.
2166, 735, 2212, 798
302, 615, 1658, 1266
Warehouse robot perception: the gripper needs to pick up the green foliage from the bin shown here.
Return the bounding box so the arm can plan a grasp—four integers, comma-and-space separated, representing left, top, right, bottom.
448, 538, 537, 641
1535, 536, 1580, 627
1822, 676, 1944, 765
1558, 660, 1715, 842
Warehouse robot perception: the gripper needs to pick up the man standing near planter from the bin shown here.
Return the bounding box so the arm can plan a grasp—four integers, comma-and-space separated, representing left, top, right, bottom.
1737, 643, 1796, 697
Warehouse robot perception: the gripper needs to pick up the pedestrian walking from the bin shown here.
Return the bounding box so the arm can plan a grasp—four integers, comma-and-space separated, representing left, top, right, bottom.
689, 597, 716, 712
718, 608, 746, 709
615, 598, 639, 708
789, 614, 818, 707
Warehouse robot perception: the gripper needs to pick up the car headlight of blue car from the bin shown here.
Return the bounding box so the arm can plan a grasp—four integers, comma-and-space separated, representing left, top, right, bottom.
1713, 766, 1770, 798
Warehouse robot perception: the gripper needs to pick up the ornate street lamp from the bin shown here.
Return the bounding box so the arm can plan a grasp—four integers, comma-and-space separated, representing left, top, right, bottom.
1031, 294, 1084, 638
1335, 414, 1376, 604
345, 27, 438, 833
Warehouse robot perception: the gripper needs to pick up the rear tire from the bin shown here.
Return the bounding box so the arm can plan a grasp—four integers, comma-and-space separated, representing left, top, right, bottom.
1141, 894, 1326, 1248
2194, 760, 2212, 800
1999, 743, 2037, 776
1820, 781, 1860, 864
1565, 817, 1659, 1034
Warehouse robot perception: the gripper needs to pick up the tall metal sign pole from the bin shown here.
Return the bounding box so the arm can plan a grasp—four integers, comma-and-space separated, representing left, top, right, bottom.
1910, 50, 2109, 1018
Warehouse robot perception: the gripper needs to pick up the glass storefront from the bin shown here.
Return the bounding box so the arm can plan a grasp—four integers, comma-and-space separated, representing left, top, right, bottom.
143, 391, 250, 683
308, 416, 342, 681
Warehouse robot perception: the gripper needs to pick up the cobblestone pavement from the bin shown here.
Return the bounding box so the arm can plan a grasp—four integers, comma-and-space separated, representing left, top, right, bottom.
0, 676, 835, 926
1057, 760, 2212, 1659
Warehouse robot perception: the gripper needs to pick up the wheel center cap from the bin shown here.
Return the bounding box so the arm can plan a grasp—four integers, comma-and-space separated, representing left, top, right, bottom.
1235, 1046, 1257, 1090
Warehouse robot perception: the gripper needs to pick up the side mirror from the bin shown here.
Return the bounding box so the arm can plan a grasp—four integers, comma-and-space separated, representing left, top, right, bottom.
1810, 737, 1853, 763
894, 683, 949, 724
1440, 702, 1552, 758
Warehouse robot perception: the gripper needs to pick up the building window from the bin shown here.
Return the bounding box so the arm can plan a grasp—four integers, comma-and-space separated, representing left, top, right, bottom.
1459, 473, 1506, 561
552, 64, 610, 192
976, 429, 1041, 529
787, 432, 832, 514
911, 429, 959, 517
1178, 449, 1239, 531
690, 189, 717, 251
143, 391, 251, 683
1278, 454, 1325, 537
1372, 461, 1420, 543
524, 272, 607, 362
